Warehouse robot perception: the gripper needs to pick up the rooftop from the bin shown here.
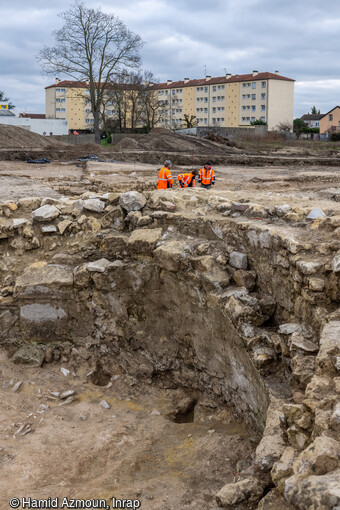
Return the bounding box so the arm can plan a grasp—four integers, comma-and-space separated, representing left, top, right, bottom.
46, 71, 294, 91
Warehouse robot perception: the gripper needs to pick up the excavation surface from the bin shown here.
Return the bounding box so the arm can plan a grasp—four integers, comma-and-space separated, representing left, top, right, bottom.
0, 352, 253, 510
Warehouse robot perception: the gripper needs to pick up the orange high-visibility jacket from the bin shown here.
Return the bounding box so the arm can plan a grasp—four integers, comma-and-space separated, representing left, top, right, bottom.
178, 172, 196, 188
199, 166, 215, 186
157, 166, 173, 189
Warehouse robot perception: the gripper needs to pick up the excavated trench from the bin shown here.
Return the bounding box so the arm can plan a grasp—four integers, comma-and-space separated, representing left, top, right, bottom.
0, 189, 340, 509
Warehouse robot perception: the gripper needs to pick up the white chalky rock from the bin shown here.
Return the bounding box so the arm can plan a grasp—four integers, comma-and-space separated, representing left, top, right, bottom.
307, 208, 326, 219
229, 251, 248, 269
83, 199, 106, 213
87, 258, 111, 273
32, 205, 61, 222
331, 255, 340, 273
13, 218, 28, 228
119, 191, 146, 212
99, 400, 110, 409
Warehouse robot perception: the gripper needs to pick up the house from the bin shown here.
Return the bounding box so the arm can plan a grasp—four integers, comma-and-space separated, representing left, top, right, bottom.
300, 114, 323, 129
45, 70, 294, 131
319, 107, 340, 135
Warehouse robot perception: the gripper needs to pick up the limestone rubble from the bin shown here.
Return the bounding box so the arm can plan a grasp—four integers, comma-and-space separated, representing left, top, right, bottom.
0, 187, 339, 509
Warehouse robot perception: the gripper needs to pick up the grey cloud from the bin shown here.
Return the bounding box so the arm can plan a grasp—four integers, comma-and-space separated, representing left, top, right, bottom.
1, 0, 340, 116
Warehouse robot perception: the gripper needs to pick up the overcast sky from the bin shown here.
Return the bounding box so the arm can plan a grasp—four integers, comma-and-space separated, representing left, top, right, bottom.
2, 0, 340, 118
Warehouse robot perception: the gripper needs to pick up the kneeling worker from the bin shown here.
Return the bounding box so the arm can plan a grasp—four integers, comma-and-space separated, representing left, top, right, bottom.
178, 169, 198, 188
157, 160, 173, 189
199, 161, 215, 189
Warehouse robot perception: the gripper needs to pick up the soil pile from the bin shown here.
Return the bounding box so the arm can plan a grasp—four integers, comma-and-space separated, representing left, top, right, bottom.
0, 125, 66, 149
113, 132, 242, 154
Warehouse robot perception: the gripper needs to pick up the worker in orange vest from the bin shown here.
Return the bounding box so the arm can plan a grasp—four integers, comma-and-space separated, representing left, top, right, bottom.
157, 160, 173, 189
199, 161, 215, 189
178, 169, 198, 188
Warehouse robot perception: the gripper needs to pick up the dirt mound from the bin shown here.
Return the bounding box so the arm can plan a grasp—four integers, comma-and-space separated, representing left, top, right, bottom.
149, 127, 174, 135
0, 125, 67, 149
113, 132, 241, 155
115, 137, 141, 150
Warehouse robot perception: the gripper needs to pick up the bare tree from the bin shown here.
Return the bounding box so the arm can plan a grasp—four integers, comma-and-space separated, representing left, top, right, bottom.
138, 71, 175, 131
103, 70, 144, 132
38, 1, 143, 143
276, 121, 292, 132
182, 114, 197, 128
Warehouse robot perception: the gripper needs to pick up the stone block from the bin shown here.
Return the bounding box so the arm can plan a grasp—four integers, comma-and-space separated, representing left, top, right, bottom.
229, 251, 248, 269
11, 345, 45, 367
128, 228, 162, 254
119, 191, 146, 212
32, 204, 61, 222
87, 259, 112, 273
216, 476, 264, 506
83, 199, 106, 213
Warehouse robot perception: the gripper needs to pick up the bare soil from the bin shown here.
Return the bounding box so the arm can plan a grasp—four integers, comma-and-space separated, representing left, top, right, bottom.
0, 351, 254, 510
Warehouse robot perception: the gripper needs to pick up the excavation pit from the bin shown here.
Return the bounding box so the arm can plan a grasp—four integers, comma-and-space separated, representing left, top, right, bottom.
0, 181, 340, 509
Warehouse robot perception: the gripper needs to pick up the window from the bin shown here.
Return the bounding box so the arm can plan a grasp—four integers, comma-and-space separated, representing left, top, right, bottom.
196, 87, 200, 92
165, 90, 168, 95
221, 85, 225, 90
213, 97, 216, 102
56, 98, 66, 103
212, 107, 216, 113
196, 108, 200, 113
56, 88, 66, 93
106, 110, 111, 115
172, 109, 175, 114
260, 116, 266, 121
261, 105, 266, 111
204, 108, 208, 113
251, 105, 256, 111
261, 82, 266, 88
56, 108, 66, 112
204, 97, 208, 103
85, 109, 91, 113
204, 118, 207, 124
217, 96, 220, 100
172, 90, 175, 95
221, 117, 224, 122
252, 94, 256, 100
261, 93, 266, 100
204, 87, 208, 92
85, 118, 93, 124
213, 86, 216, 92
212, 118, 216, 124
315, 121, 319, 127
252, 82, 256, 89
329, 114, 333, 121
221, 95, 225, 100
251, 116, 255, 121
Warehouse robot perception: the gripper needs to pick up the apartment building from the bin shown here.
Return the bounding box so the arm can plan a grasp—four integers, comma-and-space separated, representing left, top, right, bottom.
45, 71, 294, 131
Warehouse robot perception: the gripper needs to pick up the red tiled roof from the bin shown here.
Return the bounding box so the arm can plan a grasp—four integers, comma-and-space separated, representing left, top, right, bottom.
46, 72, 294, 91
19, 113, 46, 119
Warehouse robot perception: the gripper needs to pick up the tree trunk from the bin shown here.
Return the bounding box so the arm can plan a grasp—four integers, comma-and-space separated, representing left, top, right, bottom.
94, 111, 101, 144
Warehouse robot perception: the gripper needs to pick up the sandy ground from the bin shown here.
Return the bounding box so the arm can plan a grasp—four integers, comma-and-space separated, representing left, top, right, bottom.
1, 159, 340, 214
0, 351, 254, 510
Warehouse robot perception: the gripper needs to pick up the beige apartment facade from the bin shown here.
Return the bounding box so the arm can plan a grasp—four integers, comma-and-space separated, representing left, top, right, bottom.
45, 71, 294, 132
